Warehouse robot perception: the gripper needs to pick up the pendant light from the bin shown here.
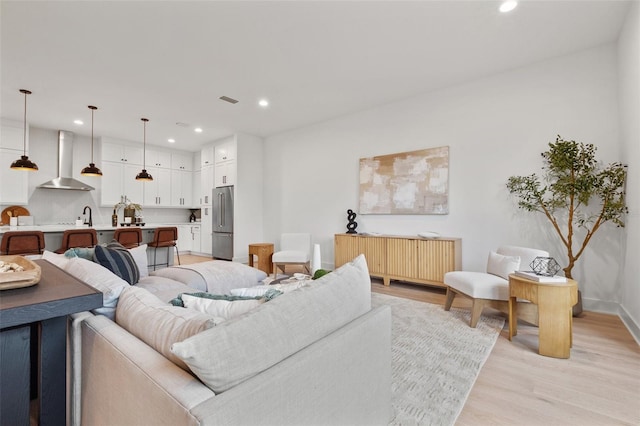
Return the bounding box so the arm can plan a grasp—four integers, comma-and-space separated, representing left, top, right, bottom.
80, 105, 102, 176
135, 118, 153, 181
10, 89, 38, 171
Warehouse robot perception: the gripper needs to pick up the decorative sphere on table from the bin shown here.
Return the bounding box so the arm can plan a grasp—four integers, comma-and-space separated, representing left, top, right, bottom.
530, 256, 561, 277
346, 209, 358, 234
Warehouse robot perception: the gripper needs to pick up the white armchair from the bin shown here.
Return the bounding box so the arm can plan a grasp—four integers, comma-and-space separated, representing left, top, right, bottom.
444, 245, 549, 327
272, 233, 311, 278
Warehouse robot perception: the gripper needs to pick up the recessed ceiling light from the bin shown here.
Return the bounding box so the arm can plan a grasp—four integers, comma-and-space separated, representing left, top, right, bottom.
499, 1, 517, 13
74, 119, 83, 125
258, 99, 269, 108
194, 127, 203, 133
168, 138, 175, 143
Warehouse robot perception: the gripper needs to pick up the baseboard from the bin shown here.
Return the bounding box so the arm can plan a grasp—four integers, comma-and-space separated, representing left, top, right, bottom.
584, 297, 640, 345
582, 297, 620, 315
618, 305, 640, 345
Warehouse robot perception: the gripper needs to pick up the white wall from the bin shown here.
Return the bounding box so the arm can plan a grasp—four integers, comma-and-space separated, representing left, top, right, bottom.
263, 44, 626, 314
618, 1, 640, 341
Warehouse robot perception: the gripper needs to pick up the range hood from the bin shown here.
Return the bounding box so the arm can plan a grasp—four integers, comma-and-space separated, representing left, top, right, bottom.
38, 130, 95, 191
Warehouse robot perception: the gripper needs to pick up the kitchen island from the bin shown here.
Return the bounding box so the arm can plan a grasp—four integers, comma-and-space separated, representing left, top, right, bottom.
0, 222, 204, 265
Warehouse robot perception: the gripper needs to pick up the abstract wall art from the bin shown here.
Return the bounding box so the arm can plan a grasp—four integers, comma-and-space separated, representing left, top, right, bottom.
359, 146, 449, 215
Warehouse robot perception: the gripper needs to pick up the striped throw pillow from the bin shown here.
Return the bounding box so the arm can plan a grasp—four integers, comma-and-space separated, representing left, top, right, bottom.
94, 244, 140, 285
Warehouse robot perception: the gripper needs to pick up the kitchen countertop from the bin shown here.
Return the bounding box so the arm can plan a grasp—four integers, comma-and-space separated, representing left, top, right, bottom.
0, 222, 201, 234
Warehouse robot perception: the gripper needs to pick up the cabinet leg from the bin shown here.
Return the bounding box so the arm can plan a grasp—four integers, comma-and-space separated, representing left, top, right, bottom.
383, 277, 390, 286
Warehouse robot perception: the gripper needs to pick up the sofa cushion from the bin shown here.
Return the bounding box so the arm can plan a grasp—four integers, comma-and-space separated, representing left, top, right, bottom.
64, 257, 129, 319
486, 251, 520, 280
94, 243, 140, 285
171, 254, 372, 393
445, 271, 509, 300
116, 286, 219, 370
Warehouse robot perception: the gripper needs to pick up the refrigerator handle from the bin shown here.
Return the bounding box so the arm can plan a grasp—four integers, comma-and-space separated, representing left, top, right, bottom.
218, 192, 224, 228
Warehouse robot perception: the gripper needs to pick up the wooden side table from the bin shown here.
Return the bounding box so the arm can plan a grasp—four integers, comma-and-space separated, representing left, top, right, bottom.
248, 243, 274, 274
508, 274, 578, 359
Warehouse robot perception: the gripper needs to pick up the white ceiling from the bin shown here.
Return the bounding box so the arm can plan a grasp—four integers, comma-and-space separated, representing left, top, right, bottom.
0, 0, 632, 152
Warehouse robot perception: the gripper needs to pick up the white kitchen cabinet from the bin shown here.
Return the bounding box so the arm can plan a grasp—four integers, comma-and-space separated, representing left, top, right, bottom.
171, 152, 193, 171
201, 145, 214, 167
192, 169, 202, 206
177, 225, 192, 253
214, 142, 236, 163
146, 148, 172, 169
201, 165, 214, 205
200, 207, 212, 255
170, 169, 193, 207
214, 160, 236, 187
0, 148, 29, 205
143, 167, 171, 206
171, 153, 191, 171
100, 162, 144, 207
102, 138, 143, 165
191, 225, 201, 254
1, 119, 28, 151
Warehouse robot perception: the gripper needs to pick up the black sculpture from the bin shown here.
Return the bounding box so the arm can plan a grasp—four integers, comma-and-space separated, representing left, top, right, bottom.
346, 209, 358, 234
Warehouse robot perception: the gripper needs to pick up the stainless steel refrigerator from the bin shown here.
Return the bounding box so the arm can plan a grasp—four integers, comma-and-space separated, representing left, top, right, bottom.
212, 185, 234, 260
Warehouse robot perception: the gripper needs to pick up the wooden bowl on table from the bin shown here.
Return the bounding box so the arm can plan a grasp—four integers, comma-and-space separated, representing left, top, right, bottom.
0, 255, 42, 290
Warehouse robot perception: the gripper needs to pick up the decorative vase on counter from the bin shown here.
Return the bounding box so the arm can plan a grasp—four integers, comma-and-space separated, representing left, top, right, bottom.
124, 206, 136, 223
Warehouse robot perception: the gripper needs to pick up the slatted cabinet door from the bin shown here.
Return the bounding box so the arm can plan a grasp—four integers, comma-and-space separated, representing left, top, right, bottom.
334, 234, 360, 269
416, 238, 459, 285
359, 236, 386, 279
386, 237, 416, 281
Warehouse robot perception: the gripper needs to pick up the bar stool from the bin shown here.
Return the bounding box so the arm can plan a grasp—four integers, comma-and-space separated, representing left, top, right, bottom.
148, 227, 180, 271
114, 227, 143, 249
55, 228, 98, 254
0, 231, 45, 255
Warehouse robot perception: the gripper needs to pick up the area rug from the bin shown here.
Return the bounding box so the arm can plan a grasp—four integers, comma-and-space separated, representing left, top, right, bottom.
371, 292, 505, 426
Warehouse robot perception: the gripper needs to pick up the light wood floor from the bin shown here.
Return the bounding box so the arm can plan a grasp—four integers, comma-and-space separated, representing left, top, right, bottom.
180, 255, 640, 425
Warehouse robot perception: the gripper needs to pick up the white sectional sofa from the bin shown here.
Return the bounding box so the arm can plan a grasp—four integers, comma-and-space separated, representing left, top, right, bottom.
59, 252, 392, 425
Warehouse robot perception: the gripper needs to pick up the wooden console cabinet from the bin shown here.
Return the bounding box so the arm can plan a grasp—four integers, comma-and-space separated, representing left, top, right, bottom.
334, 234, 461, 288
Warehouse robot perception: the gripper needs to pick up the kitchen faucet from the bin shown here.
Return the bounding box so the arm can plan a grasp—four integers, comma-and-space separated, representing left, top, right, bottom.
83, 205, 93, 227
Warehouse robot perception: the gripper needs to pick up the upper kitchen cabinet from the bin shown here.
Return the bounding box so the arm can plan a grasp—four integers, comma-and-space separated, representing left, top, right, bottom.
170, 169, 194, 207
0, 148, 29, 205
1, 119, 28, 151
201, 145, 214, 168
100, 162, 144, 207
145, 148, 172, 169
214, 138, 236, 188
102, 137, 143, 165
0, 120, 30, 205
171, 152, 193, 171
214, 142, 236, 163
143, 167, 171, 207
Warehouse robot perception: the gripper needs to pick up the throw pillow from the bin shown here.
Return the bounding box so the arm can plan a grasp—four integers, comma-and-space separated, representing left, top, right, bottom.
116, 286, 219, 370
63, 247, 95, 260
64, 257, 129, 318
128, 244, 149, 278
181, 294, 265, 321
41, 250, 69, 269
486, 251, 521, 280
94, 244, 140, 285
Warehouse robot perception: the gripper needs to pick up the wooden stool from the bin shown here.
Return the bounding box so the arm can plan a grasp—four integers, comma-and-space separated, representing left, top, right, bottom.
248, 243, 274, 274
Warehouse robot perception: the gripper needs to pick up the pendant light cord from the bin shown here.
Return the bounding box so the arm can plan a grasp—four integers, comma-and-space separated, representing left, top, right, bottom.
90, 107, 95, 162
22, 90, 29, 156
142, 118, 148, 168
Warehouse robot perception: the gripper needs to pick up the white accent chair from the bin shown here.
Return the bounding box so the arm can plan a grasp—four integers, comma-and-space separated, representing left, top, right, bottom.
272, 233, 311, 278
444, 245, 549, 327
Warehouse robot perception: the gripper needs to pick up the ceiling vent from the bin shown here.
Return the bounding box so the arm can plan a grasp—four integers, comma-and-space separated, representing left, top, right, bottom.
219, 96, 239, 104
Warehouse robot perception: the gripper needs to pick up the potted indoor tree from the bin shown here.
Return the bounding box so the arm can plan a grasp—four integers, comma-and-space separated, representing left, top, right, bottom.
506, 136, 628, 314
